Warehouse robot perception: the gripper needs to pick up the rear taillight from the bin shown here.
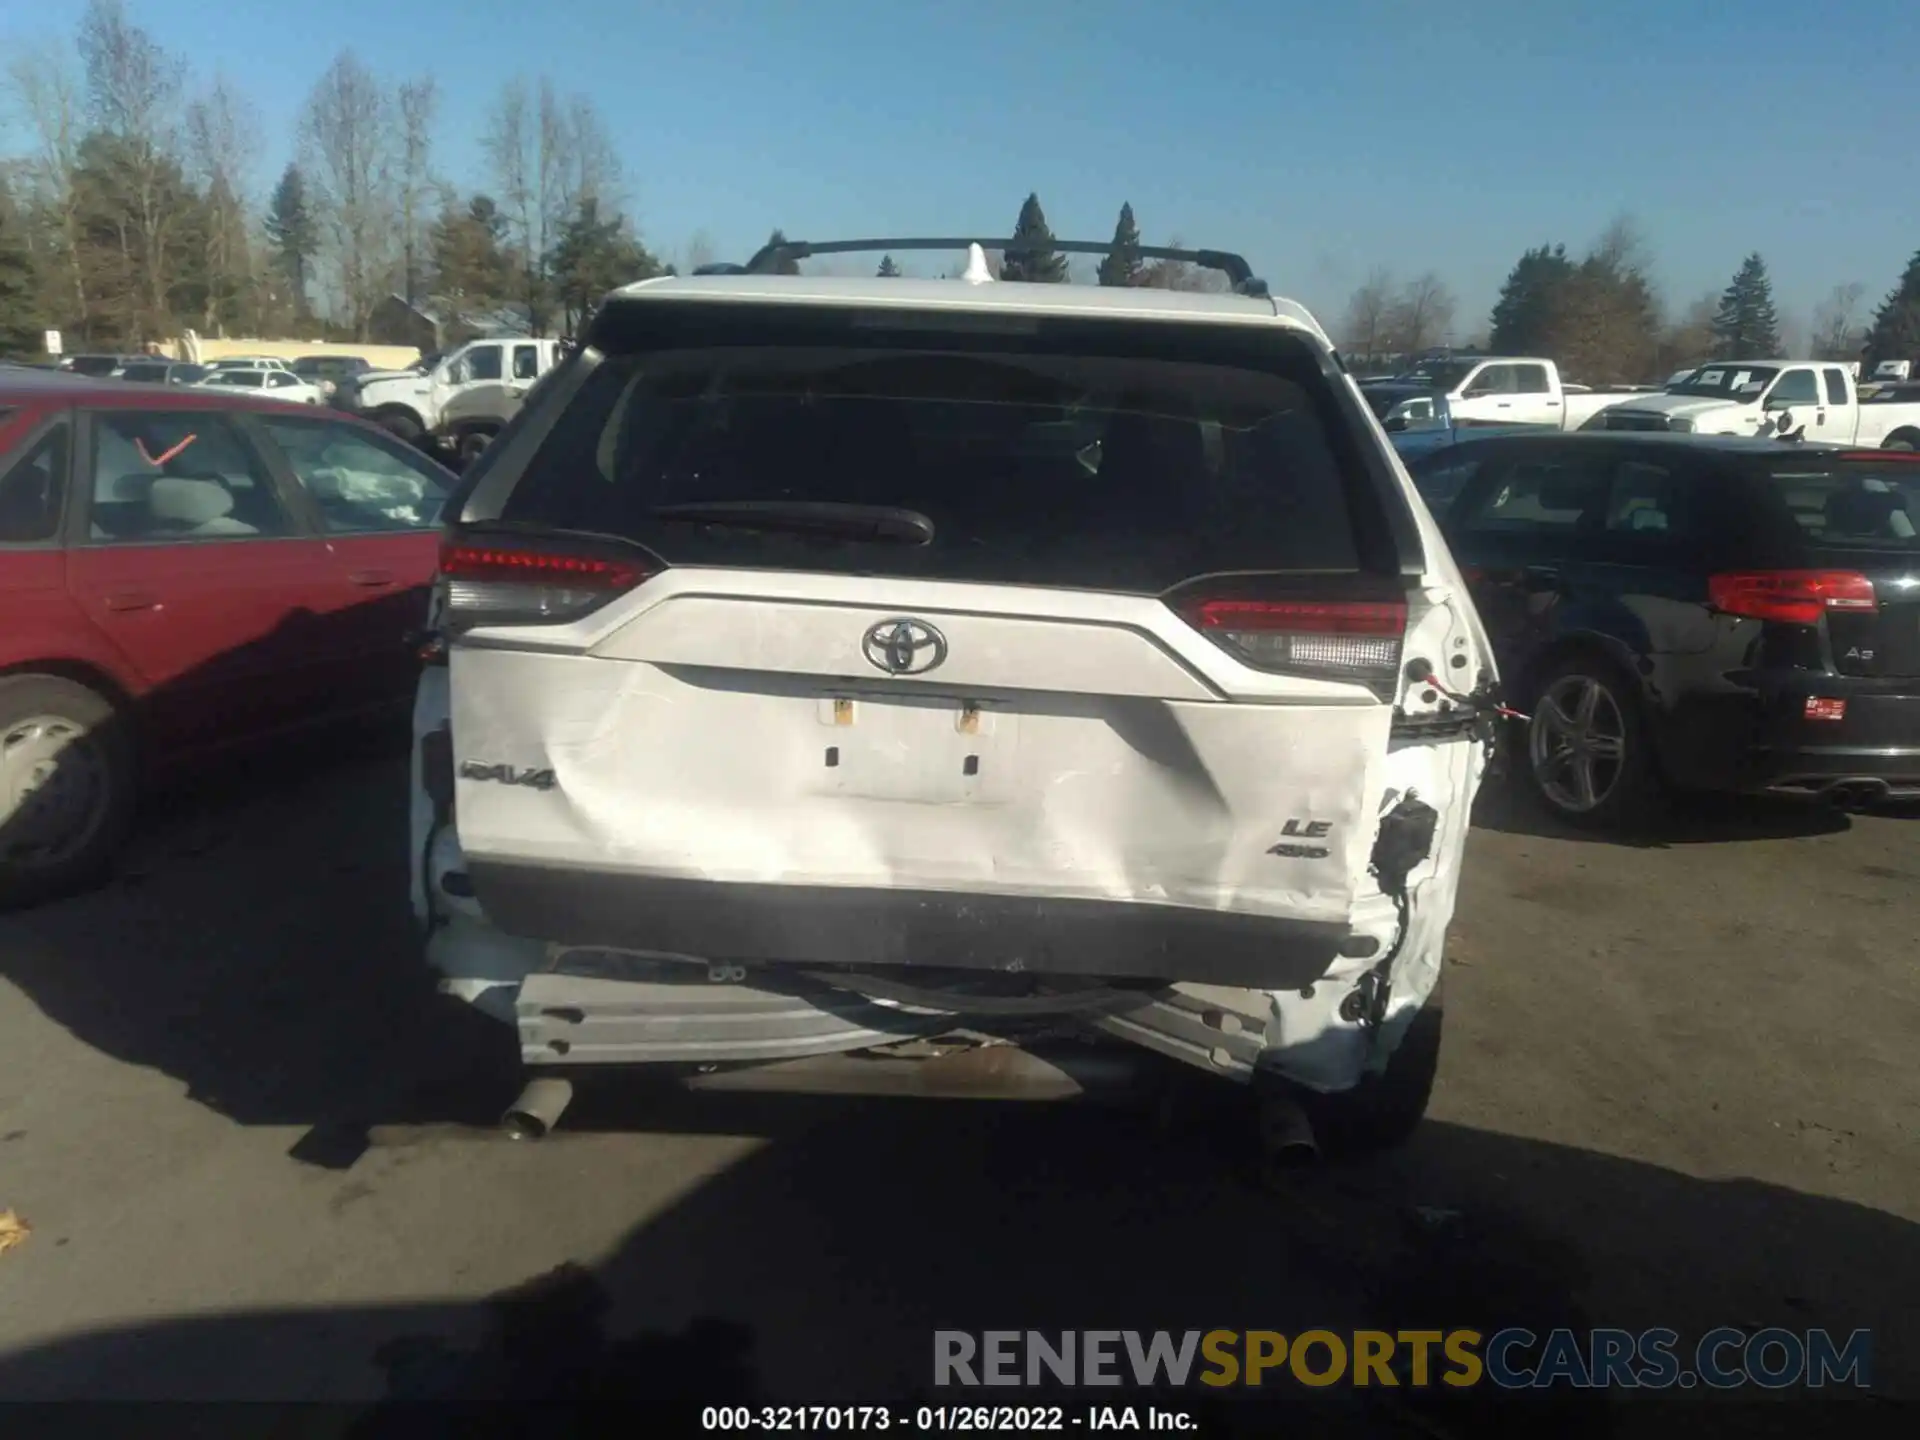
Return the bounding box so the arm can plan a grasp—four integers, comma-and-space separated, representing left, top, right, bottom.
1708, 570, 1876, 626
1179, 596, 1407, 685
439, 538, 651, 628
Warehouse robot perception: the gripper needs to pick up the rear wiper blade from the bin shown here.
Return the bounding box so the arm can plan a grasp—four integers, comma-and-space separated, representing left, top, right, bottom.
648, 500, 934, 545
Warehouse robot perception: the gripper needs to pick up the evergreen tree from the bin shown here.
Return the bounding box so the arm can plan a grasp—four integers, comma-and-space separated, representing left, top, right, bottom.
876, 254, 901, 277
1488, 244, 1574, 355
430, 192, 515, 310
1000, 193, 1067, 283
200, 171, 254, 336
550, 197, 666, 336
1862, 249, 1920, 373
71, 132, 205, 346
1710, 253, 1782, 360
264, 164, 319, 318
1097, 202, 1143, 287
0, 183, 42, 356
763, 229, 801, 275
1558, 250, 1661, 386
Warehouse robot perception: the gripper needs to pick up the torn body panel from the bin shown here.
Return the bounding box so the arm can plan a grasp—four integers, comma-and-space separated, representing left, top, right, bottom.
448, 574, 1397, 935
411, 650, 1486, 1091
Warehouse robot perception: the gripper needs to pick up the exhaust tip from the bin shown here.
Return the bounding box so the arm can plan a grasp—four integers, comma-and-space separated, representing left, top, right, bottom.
501, 1076, 573, 1141
501, 1109, 549, 1142
1255, 1091, 1321, 1172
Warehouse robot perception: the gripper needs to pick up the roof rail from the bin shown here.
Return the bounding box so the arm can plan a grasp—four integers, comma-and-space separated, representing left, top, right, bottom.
736, 236, 1267, 295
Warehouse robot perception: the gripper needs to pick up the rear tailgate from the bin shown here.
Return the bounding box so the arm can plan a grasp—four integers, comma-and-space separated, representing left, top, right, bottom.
444, 298, 1470, 983
1755, 451, 1920, 677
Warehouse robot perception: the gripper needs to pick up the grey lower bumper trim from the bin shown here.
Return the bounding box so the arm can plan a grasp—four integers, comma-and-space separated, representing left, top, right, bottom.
517, 971, 942, 1065
512, 958, 1278, 1081
471, 862, 1346, 989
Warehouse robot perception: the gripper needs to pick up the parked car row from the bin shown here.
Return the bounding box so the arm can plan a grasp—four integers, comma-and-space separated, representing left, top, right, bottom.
1401, 430, 1920, 826
54, 352, 376, 403
1363, 356, 1645, 433
197, 368, 329, 405
1592, 360, 1920, 448
0, 368, 454, 907
1369, 353, 1920, 453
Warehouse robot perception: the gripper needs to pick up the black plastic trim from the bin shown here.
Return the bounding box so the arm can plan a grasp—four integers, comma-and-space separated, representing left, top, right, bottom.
740, 236, 1254, 286
466, 862, 1348, 990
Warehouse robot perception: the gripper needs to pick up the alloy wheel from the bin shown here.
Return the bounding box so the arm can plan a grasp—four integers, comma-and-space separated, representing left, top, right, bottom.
1528, 674, 1627, 814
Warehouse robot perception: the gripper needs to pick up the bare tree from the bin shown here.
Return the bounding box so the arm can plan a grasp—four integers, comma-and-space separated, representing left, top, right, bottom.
1562, 213, 1664, 383
680, 229, 719, 273
300, 50, 399, 338
485, 78, 543, 329
397, 76, 438, 304
1386, 272, 1457, 355
186, 74, 260, 334
1656, 292, 1719, 375
1588, 214, 1654, 280
1341, 267, 1395, 362
1136, 235, 1229, 293
1812, 281, 1866, 361
557, 91, 621, 214
5, 38, 89, 333
486, 76, 626, 334
78, 0, 187, 343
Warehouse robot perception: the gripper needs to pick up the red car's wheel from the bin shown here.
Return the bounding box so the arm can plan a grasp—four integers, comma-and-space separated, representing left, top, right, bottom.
0, 674, 135, 909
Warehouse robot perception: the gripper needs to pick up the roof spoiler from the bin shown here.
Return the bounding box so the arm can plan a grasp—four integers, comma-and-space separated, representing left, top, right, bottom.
717, 236, 1270, 297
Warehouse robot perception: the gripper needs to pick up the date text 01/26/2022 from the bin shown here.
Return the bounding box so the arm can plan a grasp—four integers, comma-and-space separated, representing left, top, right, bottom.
701, 1405, 1197, 1432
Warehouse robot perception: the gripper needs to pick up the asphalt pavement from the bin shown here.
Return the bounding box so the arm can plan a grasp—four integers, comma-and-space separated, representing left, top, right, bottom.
0, 739, 1914, 1435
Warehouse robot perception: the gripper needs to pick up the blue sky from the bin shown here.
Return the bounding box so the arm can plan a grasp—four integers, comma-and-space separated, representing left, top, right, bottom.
9, 0, 1920, 340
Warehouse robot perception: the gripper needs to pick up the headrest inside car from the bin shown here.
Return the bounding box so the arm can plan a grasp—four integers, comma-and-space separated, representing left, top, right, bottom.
148, 477, 235, 525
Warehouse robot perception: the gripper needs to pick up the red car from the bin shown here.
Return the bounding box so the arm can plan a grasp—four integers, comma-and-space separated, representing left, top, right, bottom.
0, 369, 456, 906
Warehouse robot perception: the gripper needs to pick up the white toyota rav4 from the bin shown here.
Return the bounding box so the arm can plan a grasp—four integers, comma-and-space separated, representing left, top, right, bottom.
410, 238, 1498, 1156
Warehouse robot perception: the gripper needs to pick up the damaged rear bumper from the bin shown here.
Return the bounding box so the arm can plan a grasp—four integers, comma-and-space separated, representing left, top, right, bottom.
507, 950, 1285, 1082
413, 677, 1472, 1097
466, 860, 1352, 991
422, 823, 1455, 1097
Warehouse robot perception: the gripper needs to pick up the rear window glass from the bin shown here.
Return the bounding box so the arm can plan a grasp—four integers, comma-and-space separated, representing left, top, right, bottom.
1408, 449, 1486, 512
1754, 456, 1920, 549
499, 311, 1370, 592
119, 363, 169, 383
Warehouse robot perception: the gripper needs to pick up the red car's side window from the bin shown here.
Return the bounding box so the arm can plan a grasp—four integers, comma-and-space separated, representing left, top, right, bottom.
86, 411, 296, 544
256, 417, 449, 534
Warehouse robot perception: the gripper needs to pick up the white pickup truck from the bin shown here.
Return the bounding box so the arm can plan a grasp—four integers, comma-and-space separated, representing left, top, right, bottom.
1591, 359, 1920, 449
1361, 356, 1642, 432
333, 336, 566, 463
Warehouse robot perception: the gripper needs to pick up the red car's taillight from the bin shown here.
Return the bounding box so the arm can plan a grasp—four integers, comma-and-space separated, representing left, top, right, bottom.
439, 538, 652, 628
1707, 570, 1875, 626
1177, 595, 1408, 686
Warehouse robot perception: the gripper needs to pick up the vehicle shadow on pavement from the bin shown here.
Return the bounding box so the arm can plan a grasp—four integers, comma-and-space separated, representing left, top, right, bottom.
1470, 778, 1858, 849
0, 747, 522, 1160
0, 1099, 1909, 1437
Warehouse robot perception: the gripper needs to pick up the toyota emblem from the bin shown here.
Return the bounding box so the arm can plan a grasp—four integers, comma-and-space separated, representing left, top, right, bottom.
861, 617, 948, 676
